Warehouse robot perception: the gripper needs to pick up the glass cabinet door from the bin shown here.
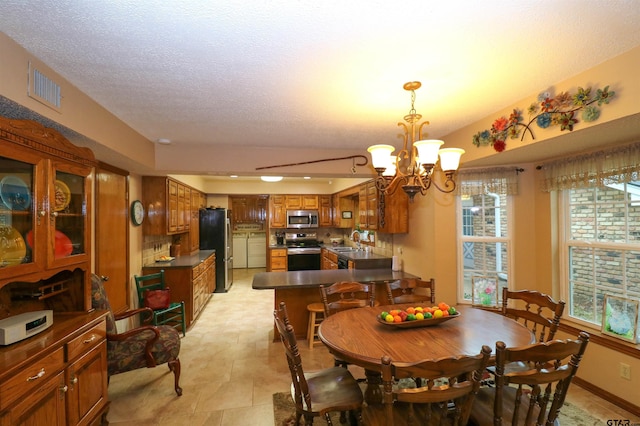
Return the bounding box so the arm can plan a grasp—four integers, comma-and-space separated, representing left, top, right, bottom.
49, 166, 90, 267
0, 154, 39, 278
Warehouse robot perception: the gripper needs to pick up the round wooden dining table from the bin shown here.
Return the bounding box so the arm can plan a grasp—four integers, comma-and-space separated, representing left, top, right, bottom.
318, 304, 535, 404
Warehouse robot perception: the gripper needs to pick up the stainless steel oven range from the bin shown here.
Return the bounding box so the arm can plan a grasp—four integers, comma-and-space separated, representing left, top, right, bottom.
285, 232, 321, 271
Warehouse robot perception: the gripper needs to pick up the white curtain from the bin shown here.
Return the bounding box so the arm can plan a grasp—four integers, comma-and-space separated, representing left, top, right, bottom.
457, 167, 520, 196
540, 142, 640, 192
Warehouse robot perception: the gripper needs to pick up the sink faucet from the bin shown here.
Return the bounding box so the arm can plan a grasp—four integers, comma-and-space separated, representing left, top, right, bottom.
351, 230, 361, 251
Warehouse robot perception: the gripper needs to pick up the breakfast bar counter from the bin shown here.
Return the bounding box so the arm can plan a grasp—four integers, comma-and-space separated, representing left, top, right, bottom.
253, 269, 419, 340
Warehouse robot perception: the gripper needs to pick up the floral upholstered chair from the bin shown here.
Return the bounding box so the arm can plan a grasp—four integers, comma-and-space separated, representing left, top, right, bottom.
90, 274, 182, 396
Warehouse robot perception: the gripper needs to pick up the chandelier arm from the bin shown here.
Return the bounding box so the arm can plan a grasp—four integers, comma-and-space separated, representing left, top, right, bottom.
429, 173, 458, 193
398, 122, 410, 151
418, 121, 430, 140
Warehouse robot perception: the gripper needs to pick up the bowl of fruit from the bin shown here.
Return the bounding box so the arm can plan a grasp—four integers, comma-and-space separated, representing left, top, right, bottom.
376, 303, 460, 328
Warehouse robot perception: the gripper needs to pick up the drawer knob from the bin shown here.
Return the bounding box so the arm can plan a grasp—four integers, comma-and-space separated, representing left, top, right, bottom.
83, 335, 97, 344
60, 384, 68, 394
70, 376, 78, 385
27, 368, 45, 382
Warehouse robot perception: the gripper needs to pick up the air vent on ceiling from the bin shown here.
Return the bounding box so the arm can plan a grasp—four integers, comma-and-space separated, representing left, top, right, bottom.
28, 62, 61, 112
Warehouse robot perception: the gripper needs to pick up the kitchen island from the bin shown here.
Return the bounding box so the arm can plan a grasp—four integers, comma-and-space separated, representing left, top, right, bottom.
253, 269, 419, 340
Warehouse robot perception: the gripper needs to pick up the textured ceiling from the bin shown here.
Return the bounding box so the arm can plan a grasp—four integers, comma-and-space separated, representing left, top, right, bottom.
1, 1, 640, 177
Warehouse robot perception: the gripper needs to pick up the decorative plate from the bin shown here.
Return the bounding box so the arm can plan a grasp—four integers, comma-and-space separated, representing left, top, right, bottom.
26, 229, 73, 258
0, 176, 31, 211
0, 226, 27, 266
53, 180, 71, 211
376, 312, 460, 328
54, 230, 73, 258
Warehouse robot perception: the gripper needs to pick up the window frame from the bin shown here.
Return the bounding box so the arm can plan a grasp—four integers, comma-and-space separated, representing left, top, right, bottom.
558, 184, 640, 336
457, 192, 514, 305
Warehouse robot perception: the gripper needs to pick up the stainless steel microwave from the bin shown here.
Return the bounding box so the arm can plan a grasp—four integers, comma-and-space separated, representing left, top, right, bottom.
286, 210, 319, 228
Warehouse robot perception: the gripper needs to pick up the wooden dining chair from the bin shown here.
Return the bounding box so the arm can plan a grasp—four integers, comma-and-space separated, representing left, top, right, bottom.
274, 301, 364, 426
469, 331, 590, 426
484, 289, 566, 382
384, 278, 436, 305
501, 288, 565, 343
363, 346, 492, 426
319, 281, 376, 317
319, 281, 376, 372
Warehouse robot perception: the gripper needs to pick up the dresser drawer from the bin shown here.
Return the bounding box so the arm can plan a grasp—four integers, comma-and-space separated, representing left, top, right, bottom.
0, 346, 65, 411
67, 321, 106, 362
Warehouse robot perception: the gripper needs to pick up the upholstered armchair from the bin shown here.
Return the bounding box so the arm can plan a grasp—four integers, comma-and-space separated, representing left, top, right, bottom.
90, 274, 182, 396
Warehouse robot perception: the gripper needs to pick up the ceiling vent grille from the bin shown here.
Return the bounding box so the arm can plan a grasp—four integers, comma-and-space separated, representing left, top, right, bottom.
28, 62, 61, 111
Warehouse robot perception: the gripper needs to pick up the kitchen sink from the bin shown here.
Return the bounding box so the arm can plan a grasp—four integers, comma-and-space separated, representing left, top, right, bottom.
332, 247, 358, 252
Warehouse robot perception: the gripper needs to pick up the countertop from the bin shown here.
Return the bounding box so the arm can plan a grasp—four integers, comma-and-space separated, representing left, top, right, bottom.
143, 249, 216, 269
252, 269, 419, 290
269, 244, 390, 260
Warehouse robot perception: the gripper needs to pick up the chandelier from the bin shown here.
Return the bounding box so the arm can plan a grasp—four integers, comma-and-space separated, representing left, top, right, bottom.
367, 81, 465, 202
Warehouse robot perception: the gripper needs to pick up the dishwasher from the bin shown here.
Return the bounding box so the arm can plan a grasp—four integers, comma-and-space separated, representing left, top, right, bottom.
247, 231, 267, 268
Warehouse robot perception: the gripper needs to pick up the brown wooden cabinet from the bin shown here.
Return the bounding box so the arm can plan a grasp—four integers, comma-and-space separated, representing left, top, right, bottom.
231, 195, 267, 225
319, 195, 332, 226
0, 313, 108, 426
284, 195, 318, 210
142, 177, 202, 237
269, 195, 286, 228
188, 189, 202, 254
378, 187, 409, 233
321, 248, 338, 270
269, 248, 287, 271
357, 180, 409, 232
0, 117, 108, 426
143, 252, 215, 328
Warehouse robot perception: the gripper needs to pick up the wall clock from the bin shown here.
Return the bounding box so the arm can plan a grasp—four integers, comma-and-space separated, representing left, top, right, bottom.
131, 200, 145, 226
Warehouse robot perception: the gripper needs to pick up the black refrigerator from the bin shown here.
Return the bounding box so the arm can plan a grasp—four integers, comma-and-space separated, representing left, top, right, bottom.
199, 208, 233, 293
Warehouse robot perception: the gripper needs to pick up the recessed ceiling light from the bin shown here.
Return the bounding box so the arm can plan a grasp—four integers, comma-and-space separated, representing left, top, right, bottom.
229, 175, 238, 178
303, 176, 311, 180
261, 176, 283, 182
157, 138, 171, 145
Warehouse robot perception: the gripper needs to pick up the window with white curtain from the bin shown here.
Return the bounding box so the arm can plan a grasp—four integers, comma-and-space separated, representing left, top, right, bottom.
457, 168, 518, 305
545, 142, 640, 340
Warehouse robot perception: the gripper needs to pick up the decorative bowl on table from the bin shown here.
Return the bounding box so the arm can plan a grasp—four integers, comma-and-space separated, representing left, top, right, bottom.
376, 311, 460, 328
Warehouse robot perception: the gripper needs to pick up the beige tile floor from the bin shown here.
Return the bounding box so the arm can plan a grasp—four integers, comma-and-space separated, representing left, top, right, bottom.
106, 268, 639, 425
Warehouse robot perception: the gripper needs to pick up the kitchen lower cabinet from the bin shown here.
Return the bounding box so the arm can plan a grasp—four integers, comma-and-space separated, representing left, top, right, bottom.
143, 252, 215, 328
0, 312, 109, 426
269, 248, 287, 272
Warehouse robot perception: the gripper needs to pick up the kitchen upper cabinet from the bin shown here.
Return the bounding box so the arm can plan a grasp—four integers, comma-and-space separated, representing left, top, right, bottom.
142, 177, 197, 236
231, 195, 268, 224
188, 189, 204, 254
284, 195, 318, 210
269, 195, 286, 228
319, 195, 332, 226
378, 188, 409, 233
359, 180, 409, 232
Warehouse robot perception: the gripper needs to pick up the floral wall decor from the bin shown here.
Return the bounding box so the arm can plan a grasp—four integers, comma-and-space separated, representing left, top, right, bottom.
472, 85, 615, 152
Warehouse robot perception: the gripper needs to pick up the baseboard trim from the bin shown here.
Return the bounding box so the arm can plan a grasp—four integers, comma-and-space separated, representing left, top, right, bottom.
573, 376, 640, 417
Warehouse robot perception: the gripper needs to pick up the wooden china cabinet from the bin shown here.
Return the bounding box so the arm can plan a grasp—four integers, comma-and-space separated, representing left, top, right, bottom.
0, 116, 108, 426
